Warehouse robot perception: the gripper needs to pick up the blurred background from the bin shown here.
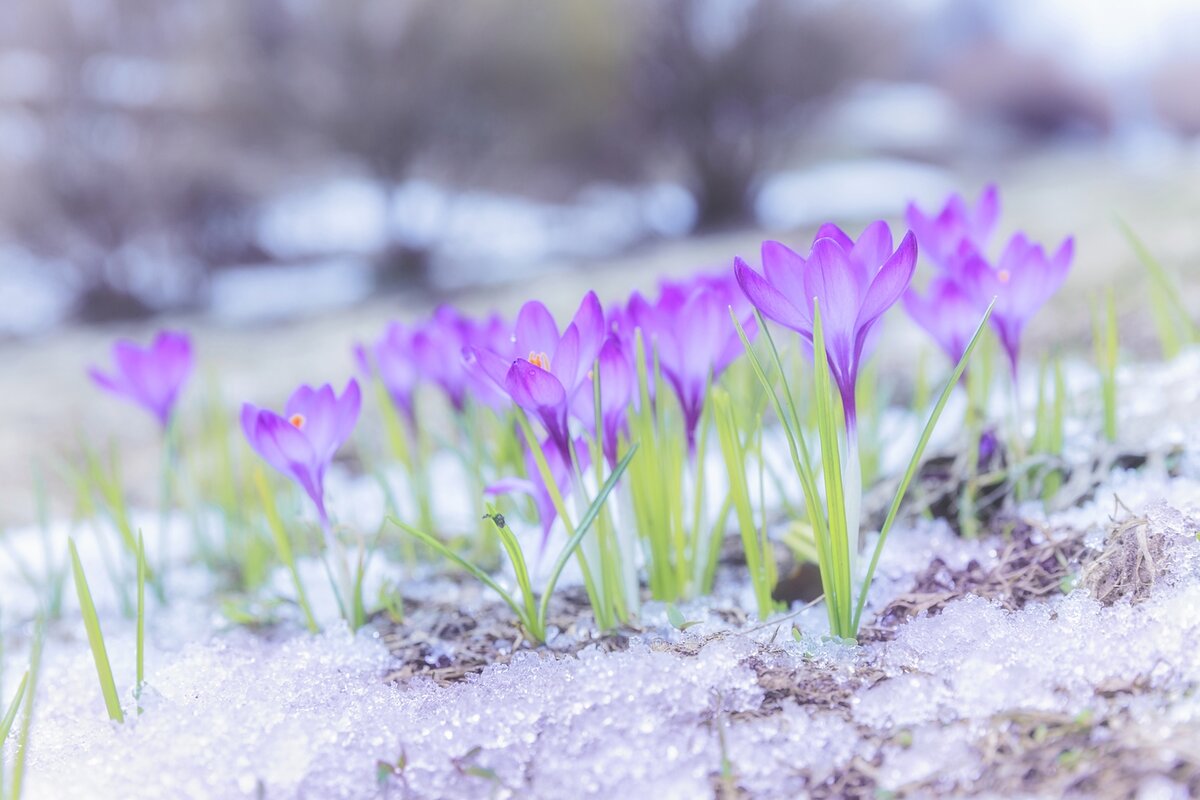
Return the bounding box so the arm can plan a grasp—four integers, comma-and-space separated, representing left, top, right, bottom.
1, 0, 1199, 520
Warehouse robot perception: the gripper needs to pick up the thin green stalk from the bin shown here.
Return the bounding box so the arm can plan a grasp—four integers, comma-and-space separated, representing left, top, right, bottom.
69, 538, 124, 723
252, 469, 319, 633
1119, 219, 1196, 358
714, 388, 773, 619
811, 301, 853, 636
852, 301, 995, 632
0, 672, 28, 748
136, 531, 146, 693
536, 445, 638, 631
1092, 288, 1118, 442
10, 618, 43, 800
732, 310, 838, 633
510, 409, 604, 622
389, 444, 637, 643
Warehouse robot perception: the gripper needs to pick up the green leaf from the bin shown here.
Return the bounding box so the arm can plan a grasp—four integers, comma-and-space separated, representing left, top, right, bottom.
665, 604, 701, 631
851, 301, 995, 633
0, 671, 29, 743
136, 530, 146, 692
537, 443, 639, 628
252, 468, 319, 634
1119, 218, 1196, 357
388, 518, 528, 629
69, 538, 124, 723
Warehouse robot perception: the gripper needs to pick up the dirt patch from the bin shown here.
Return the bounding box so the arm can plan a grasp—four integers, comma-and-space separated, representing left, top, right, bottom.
952, 704, 1200, 799
381, 586, 634, 684
1081, 514, 1167, 605
862, 518, 1087, 640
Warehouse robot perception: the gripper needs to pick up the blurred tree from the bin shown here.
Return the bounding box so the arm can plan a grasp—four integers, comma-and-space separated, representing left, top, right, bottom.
624, 0, 895, 230
0, 0, 262, 321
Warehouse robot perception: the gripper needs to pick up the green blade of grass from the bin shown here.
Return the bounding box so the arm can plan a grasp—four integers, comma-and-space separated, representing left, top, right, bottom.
1118, 218, 1197, 357
0, 671, 29, 743
811, 300, 852, 636
537, 443, 639, 629
10, 617, 43, 799
68, 538, 124, 723
851, 300, 995, 633
389, 519, 527, 625
136, 531, 146, 691
252, 468, 319, 634
731, 309, 839, 632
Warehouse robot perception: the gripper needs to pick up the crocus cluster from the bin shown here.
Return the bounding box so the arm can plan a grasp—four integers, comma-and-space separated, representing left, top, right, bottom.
458, 271, 757, 540
356, 305, 513, 424
904, 185, 1074, 376
616, 272, 757, 447
734, 221, 918, 440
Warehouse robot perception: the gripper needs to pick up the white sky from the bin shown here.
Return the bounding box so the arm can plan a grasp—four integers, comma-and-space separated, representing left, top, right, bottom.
904, 0, 1200, 78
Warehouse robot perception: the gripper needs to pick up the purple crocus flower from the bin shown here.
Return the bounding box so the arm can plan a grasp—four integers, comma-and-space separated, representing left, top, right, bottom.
570, 335, 633, 464
468, 292, 606, 458
89, 330, 194, 427
958, 234, 1074, 376
487, 434, 590, 547
356, 323, 418, 424
624, 271, 756, 447
902, 275, 981, 367
734, 221, 917, 438
411, 306, 473, 412
459, 312, 515, 413
906, 184, 999, 270
241, 379, 361, 524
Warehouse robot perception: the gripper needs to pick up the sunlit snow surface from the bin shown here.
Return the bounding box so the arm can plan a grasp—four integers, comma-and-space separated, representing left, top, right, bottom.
5, 354, 1200, 798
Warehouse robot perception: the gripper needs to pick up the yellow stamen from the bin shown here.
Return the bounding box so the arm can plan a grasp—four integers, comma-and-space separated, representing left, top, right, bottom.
529, 351, 551, 371
289, 413, 306, 429
997, 269, 1011, 283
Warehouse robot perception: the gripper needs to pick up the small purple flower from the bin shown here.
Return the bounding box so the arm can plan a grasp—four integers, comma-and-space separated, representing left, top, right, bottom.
356, 323, 418, 424
623, 271, 756, 447
487, 434, 590, 547
959, 234, 1074, 376
570, 335, 633, 464
89, 330, 194, 427
734, 221, 917, 437
902, 276, 980, 367
468, 292, 606, 458
906, 184, 999, 270
241, 379, 362, 524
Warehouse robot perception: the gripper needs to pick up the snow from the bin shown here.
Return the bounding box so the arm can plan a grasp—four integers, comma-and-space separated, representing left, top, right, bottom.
754, 159, 954, 231
5, 350, 1200, 797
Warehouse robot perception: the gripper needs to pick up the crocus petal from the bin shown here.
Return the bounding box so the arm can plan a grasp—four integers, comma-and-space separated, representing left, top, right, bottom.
570, 291, 606, 370
506, 358, 570, 454
333, 379, 361, 450
857, 230, 918, 331
552, 323, 583, 395
242, 405, 295, 478
287, 384, 338, 460
761, 240, 808, 308
803, 237, 861, 344
849, 221, 894, 296
515, 301, 560, 361
974, 184, 1000, 240
88, 366, 128, 397
813, 223, 855, 252
734, 257, 810, 335
466, 346, 514, 391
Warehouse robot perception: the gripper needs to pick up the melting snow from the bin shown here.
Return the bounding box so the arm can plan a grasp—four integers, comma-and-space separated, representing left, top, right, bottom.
4, 351, 1200, 797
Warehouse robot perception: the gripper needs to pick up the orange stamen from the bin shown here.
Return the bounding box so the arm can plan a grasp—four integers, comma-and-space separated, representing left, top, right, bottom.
997, 269, 1011, 284
289, 413, 306, 429
529, 351, 551, 371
